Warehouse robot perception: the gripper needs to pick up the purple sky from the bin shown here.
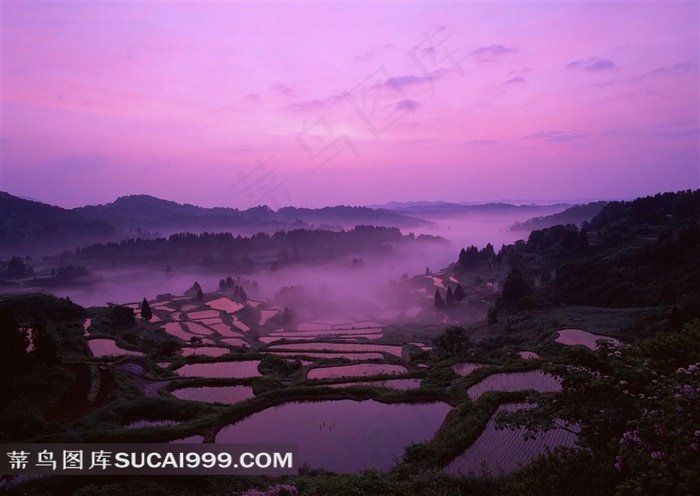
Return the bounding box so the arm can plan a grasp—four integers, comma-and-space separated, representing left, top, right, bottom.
1, 1, 698, 209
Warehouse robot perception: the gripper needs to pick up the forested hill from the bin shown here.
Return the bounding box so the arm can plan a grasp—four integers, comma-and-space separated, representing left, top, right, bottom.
511, 201, 608, 231
0, 192, 114, 256
73, 195, 430, 230
585, 189, 700, 230
61, 226, 444, 270
479, 189, 700, 324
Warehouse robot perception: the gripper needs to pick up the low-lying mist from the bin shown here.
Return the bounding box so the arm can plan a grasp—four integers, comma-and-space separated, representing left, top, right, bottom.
35, 207, 567, 325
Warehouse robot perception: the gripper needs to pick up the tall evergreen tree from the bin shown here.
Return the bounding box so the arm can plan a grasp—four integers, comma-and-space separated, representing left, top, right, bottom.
454, 284, 465, 302
141, 298, 153, 321
434, 289, 446, 308
446, 286, 455, 306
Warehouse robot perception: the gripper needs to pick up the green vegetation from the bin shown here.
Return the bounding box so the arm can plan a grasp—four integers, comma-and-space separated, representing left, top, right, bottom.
3, 190, 699, 495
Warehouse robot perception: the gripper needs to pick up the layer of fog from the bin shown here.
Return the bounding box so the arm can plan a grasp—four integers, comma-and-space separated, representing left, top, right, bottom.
38, 207, 568, 322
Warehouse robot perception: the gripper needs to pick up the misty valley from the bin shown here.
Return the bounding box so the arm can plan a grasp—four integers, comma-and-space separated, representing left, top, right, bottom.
1, 190, 699, 495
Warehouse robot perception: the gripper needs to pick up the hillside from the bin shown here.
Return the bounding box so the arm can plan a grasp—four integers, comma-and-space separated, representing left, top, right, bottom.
510, 201, 608, 231
378, 200, 570, 217
0, 192, 114, 256
73, 195, 430, 230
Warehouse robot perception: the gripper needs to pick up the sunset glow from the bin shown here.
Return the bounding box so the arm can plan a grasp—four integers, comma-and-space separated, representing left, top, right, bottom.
2, 1, 698, 208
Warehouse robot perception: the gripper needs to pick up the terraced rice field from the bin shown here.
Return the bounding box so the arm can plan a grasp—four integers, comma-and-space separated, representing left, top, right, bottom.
268, 342, 403, 357
467, 371, 561, 401
452, 362, 486, 376
172, 386, 255, 404
152, 304, 175, 311
209, 323, 244, 338
88, 339, 145, 357
298, 322, 333, 331
409, 342, 432, 351
180, 347, 231, 357
269, 328, 384, 338
187, 310, 220, 320
267, 351, 385, 360
220, 338, 250, 348
207, 297, 244, 313
446, 403, 577, 475
325, 378, 422, 390
182, 322, 214, 335
555, 329, 621, 349
215, 399, 451, 473
259, 336, 318, 344
405, 306, 422, 318
194, 317, 223, 325
162, 322, 193, 341
231, 317, 250, 332
308, 363, 407, 379
175, 361, 261, 378
519, 351, 540, 360
259, 310, 278, 325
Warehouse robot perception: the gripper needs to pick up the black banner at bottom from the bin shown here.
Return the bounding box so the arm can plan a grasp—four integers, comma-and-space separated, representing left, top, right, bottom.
1, 444, 298, 475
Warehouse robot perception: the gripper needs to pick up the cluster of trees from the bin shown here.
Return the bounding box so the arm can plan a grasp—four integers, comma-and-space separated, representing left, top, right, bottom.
64, 225, 422, 270
586, 189, 700, 231
487, 191, 700, 315
3, 256, 34, 279
498, 320, 700, 494
457, 243, 496, 270
45, 265, 89, 285
434, 284, 465, 308
431, 325, 471, 360
218, 275, 259, 300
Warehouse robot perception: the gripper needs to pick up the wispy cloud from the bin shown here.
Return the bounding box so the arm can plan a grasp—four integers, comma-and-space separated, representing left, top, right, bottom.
384, 68, 449, 89
566, 57, 618, 72
271, 84, 294, 96
471, 45, 517, 63
648, 62, 694, 76
523, 130, 587, 142
505, 76, 525, 84
395, 99, 421, 112
285, 92, 350, 112
469, 139, 497, 145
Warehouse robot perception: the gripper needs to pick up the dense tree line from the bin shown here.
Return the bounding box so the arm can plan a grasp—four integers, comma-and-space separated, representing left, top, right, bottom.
66, 226, 429, 268
484, 190, 700, 313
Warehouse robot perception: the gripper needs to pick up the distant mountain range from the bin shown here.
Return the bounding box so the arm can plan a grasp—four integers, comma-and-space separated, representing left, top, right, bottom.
510, 201, 609, 231
375, 200, 572, 216
0, 192, 115, 255
72, 194, 431, 230
0, 192, 430, 256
